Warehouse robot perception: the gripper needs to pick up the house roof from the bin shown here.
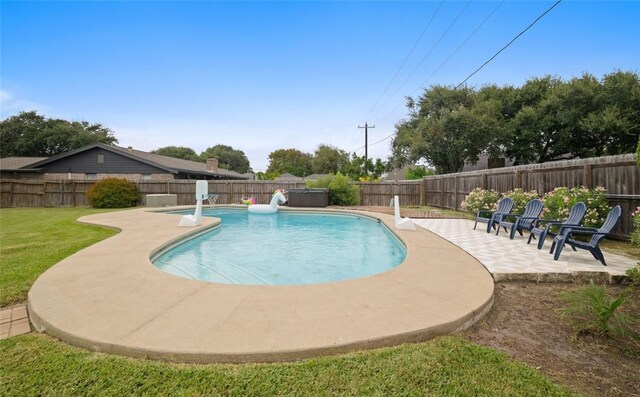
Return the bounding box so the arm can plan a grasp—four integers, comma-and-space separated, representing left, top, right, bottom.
274, 172, 303, 181
15, 144, 248, 179
303, 174, 330, 181
0, 157, 48, 171
383, 165, 414, 181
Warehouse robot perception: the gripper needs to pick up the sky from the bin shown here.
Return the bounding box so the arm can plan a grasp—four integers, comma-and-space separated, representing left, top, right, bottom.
2, 1, 639, 172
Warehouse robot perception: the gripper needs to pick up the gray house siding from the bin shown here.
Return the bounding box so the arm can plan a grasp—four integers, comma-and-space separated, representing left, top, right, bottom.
39, 148, 168, 175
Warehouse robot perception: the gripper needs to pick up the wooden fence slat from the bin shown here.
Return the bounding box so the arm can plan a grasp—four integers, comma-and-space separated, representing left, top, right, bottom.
1, 153, 637, 235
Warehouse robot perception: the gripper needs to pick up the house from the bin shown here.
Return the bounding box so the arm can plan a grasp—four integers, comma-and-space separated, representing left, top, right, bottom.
303, 174, 330, 182
461, 154, 515, 172
0, 143, 248, 181
383, 165, 415, 181
0, 157, 48, 179
274, 173, 304, 182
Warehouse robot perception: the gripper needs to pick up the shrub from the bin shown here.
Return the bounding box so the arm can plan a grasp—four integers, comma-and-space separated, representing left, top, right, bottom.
541, 186, 610, 228
560, 280, 638, 341
405, 166, 434, 180
626, 266, 640, 287
631, 207, 640, 279
460, 188, 501, 214
631, 207, 640, 248
307, 173, 360, 206
87, 178, 139, 208
503, 188, 539, 215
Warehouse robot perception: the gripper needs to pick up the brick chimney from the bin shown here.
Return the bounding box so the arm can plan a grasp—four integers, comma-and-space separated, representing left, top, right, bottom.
206, 158, 218, 173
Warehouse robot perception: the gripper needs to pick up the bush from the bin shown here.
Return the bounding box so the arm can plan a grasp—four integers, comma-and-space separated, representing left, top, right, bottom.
503, 188, 540, 215
307, 173, 360, 206
560, 280, 638, 341
405, 166, 434, 180
631, 207, 640, 279
460, 188, 501, 214
541, 186, 610, 228
632, 207, 640, 248
87, 178, 139, 208
626, 267, 640, 287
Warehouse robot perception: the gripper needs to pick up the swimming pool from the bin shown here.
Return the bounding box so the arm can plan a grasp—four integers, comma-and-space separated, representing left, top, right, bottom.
153, 208, 406, 285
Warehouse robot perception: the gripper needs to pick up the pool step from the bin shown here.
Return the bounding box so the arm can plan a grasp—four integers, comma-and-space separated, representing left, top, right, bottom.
156, 256, 270, 285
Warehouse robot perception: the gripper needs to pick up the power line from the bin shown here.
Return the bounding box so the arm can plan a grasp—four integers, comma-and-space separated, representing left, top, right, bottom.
353, 131, 394, 153
363, 1, 445, 121
369, 1, 471, 121
455, 0, 562, 89
374, 1, 504, 124
359, 0, 563, 149
419, 1, 504, 93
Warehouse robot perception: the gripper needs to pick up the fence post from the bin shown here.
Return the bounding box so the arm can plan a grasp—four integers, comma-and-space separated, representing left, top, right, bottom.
9, 180, 14, 207
420, 178, 426, 206
71, 181, 76, 207
481, 173, 487, 190
440, 178, 445, 208
583, 164, 592, 188
515, 171, 522, 189
454, 175, 459, 210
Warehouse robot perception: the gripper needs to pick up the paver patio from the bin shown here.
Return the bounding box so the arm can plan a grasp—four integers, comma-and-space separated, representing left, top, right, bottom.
0, 304, 31, 339
413, 218, 637, 281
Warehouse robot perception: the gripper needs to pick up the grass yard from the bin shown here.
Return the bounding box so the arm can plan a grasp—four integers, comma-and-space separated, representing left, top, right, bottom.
0, 333, 575, 396
0, 207, 118, 306
0, 206, 612, 395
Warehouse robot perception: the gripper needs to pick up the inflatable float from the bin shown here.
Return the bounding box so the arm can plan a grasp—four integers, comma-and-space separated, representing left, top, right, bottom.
247, 190, 287, 214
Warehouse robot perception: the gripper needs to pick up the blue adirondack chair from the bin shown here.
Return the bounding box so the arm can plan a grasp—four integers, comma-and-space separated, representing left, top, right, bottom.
527, 202, 586, 249
474, 197, 514, 233
497, 199, 544, 239
549, 205, 622, 266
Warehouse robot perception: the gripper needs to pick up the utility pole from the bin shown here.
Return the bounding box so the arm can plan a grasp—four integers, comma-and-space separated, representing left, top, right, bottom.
358, 122, 375, 175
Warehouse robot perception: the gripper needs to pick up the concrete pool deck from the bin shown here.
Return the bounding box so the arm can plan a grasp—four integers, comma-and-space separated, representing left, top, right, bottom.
27, 206, 494, 363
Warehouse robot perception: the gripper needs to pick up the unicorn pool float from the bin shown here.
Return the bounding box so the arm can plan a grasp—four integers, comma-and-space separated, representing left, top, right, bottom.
246, 189, 287, 214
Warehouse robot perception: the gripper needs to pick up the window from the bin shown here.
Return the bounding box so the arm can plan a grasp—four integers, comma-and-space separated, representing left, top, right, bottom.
141, 174, 152, 181
97, 154, 104, 163
85, 173, 97, 181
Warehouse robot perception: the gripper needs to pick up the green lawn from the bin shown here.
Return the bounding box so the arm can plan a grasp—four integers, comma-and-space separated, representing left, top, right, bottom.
0, 207, 118, 306
0, 334, 575, 397
0, 207, 578, 395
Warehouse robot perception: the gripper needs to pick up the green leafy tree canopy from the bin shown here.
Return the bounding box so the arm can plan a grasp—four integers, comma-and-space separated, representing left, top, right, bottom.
311, 144, 350, 175
0, 111, 118, 157
150, 146, 200, 162
200, 144, 252, 174
266, 148, 313, 177
389, 70, 640, 174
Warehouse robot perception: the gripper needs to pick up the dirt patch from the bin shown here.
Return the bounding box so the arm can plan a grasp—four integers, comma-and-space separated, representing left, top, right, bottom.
463, 282, 640, 397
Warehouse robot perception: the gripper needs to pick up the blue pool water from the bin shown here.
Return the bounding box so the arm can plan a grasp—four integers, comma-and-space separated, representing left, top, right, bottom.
153, 208, 406, 285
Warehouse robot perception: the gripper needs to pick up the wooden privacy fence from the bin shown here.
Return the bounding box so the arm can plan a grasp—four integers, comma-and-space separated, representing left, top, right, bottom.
1, 154, 638, 235
0, 179, 420, 208
423, 154, 639, 236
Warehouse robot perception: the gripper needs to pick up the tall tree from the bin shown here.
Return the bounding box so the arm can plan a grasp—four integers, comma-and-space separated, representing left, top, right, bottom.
311, 144, 350, 174
266, 148, 313, 177
502, 75, 566, 164
151, 146, 200, 162
344, 153, 386, 181
593, 70, 640, 155
0, 111, 117, 157
390, 85, 494, 174
200, 145, 252, 173
390, 71, 640, 172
